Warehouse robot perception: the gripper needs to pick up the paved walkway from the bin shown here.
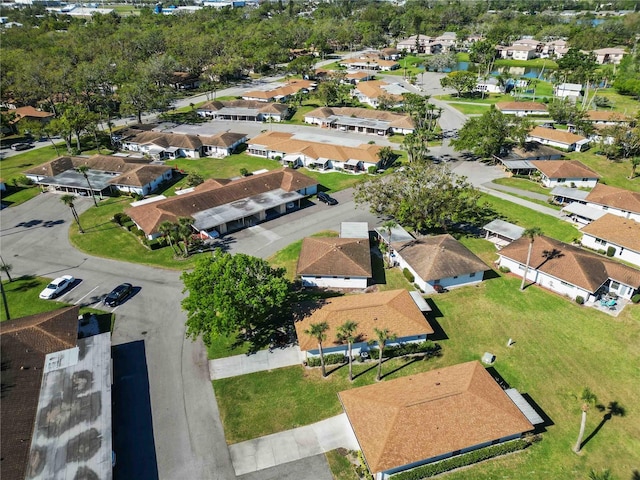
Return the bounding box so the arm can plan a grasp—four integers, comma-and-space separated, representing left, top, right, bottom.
487, 182, 551, 202
209, 346, 301, 380
229, 414, 359, 476
478, 184, 562, 217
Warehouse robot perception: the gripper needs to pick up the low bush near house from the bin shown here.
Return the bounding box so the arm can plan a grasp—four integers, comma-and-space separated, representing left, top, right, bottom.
606, 246, 615, 257
632, 294, 640, 304
306, 353, 345, 367
575, 296, 584, 305
403, 268, 414, 282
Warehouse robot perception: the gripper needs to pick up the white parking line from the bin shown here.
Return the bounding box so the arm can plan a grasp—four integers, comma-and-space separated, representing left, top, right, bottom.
73, 286, 100, 305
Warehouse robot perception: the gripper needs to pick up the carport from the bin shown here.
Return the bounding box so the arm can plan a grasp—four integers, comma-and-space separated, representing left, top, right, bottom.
36, 169, 113, 197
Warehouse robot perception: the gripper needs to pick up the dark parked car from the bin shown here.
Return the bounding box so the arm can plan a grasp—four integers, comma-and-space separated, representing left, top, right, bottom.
10, 142, 33, 151
317, 192, 338, 205
104, 283, 133, 306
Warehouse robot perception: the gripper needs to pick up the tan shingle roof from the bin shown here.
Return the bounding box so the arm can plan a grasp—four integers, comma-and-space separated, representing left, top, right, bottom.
126, 167, 317, 235
297, 237, 372, 278
585, 111, 630, 122
294, 289, 432, 352
249, 131, 383, 164
581, 214, 640, 252
496, 101, 547, 112
13, 105, 54, 120
0, 306, 79, 480
198, 99, 288, 114
528, 126, 586, 145
125, 131, 203, 150
499, 235, 640, 292
530, 160, 600, 179
109, 164, 170, 187
586, 184, 640, 214
391, 234, 488, 282
338, 361, 534, 474
244, 79, 315, 100
356, 80, 402, 102
305, 106, 414, 129
201, 132, 247, 148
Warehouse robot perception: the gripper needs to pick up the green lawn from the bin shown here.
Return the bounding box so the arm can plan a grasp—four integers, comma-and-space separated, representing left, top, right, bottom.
447, 103, 494, 115
495, 58, 558, 69
480, 193, 580, 243
591, 88, 640, 116
1, 276, 113, 328
213, 257, 640, 478
0, 144, 62, 182
567, 151, 640, 192
492, 177, 551, 195
0, 185, 41, 207
299, 168, 369, 193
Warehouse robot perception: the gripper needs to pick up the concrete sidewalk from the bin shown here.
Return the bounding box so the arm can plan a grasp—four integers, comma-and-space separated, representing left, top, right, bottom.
229, 414, 359, 476
478, 184, 562, 217
487, 182, 551, 202
209, 346, 301, 380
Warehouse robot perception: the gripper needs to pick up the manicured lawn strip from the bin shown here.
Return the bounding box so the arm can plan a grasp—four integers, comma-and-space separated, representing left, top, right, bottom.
214, 354, 443, 444
492, 177, 551, 196
69, 198, 200, 270
287, 104, 319, 124
480, 193, 580, 243
0, 144, 62, 182
498, 192, 560, 211
447, 103, 493, 115
299, 169, 369, 193
164, 155, 282, 195
1, 276, 113, 325
566, 151, 640, 192
435, 94, 512, 104
206, 333, 252, 360
0, 185, 41, 207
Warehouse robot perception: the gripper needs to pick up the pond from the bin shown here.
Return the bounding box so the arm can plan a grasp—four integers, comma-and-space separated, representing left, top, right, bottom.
434, 61, 554, 80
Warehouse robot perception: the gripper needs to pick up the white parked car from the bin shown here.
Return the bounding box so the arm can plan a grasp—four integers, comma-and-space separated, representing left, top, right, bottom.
39, 275, 75, 299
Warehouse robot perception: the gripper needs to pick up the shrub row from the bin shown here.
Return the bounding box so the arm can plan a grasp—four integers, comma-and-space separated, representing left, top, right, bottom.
306, 353, 345, 367
390, 438, 530, 480
403, 268, 415, 283
367, 341, 440, 360
632, 294, 640, 304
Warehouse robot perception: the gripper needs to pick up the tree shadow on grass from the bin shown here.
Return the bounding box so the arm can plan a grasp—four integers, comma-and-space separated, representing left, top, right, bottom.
380, 356, 424, 380
580, 401, 626, 450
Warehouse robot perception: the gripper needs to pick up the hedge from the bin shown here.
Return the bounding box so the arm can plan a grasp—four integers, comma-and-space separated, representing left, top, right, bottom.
606, 246, 615, 257
390, 438, 530, 480
306, 353, 345, 367
368, 341, 440, 360
632, 294, 640, 304
403, 268, 415, 283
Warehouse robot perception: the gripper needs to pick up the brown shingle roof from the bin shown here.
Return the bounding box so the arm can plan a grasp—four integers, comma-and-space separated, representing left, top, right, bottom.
248, 131, 383, 164
124, 131, 203, 150
109, 164, 171, 187
0, 306, 79, 480
126, 167, 317, 235
338, 361, 534, 474
305, 106, 414, 129
530, 160, 600, 179
391, 234, 488, 282
13, 106, 54, 121
294, 289, 433, 352
296, 237, 372, 278
499, 235, 640, 292
586, 184, 640, 214
581, 214, 640, 252
244, 79, 315, 100
201, 132, 247, 148
198, 99, 289, 114
528, 126, 586, 145
496, 101, 547, 112
585, 111, 629, 122
356, 80, 402, 101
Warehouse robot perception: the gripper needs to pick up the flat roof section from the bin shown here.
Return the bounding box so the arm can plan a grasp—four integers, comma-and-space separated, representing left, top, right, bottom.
483, 219, 525, 241
505, 388, 545, 425
327, 115, 391, 130
27, 332, 112, 480
39, 169, 115, 191
550, 186, 590, 201
562, 202, 607, 221
340, 222, 369, 239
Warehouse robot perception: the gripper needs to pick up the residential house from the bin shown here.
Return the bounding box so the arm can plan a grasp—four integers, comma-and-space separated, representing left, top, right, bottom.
541, 39, 568, 58
554, 83, 582, 100
338, 361, 538, 480
197, 100, 289, 122
500, 45, 538, 60
247, 131, 384, 172
530, 160, 600, 188
339, 54, 399, 71
201, 132, 249, 158
431, 32, 458, 53
551, 186, 589, 205
390, 234, 489, 293
297, 228, 372, 288
526, 126, 590, 152
23, 154, 173, 197
0, 307, 113, 480
494, 142, 564, 176
294, 289, 433, 360
483, 219, 525, 248
580, 215, 640, 268
353, 80, 409, 108
581, 184, 640, 223
475, 77, 502, 94
344, 71, 375, 84
592, 47, 626, 65
496, 101, 548, 116
584, 111, 630, 126
304, 106, 415, 136
168, 71, 201, 90
11, 105, 54, 124
396, 35, 432, 54
562, 201, 608, 225
380, 47, 400, 60
242, 79, 316, 103
512, 38, 542, 50
126, 167, 318, 239
498, 235, 640, 302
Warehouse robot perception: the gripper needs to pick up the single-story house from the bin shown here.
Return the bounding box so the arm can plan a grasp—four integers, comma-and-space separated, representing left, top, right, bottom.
498, 235, 640, 302
592, 47, 626, 65
496, 101, 548, 116
10, 105, 55, 124
550, 186, 589, 205
126, 167, 318, 239
554, 83, 582, 100
0, 307, 113, 480
380, 47, 400, 60
483, 219, 525, 248
168, 71, 201, 90
561, 202, 607, 225
526, 126, 590, 152
119, 130, 247, 159
23, 154, 174, 197
338, 361, 538, 480
344, 71, 376, 84
494, 142, 564, 176
585, 110, 630, 126
390, 234, 489, 293
201, 132, 249, 158
375, 224, 415, 245
475, 77, 502, 94
294, 289, 433, 360
304, 106, 415, 136
339, 54, 399, 71
196, 100, 289, 122
297, 236, 372, 289
353, 80, 408, 109
530, 160, 600, 188
581, 214, 640, 268
242, 79, 316, 103
582, 184, 640, 223
247, 131, 384, 173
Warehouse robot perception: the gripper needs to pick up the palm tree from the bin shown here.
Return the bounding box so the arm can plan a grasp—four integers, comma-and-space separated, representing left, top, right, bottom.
336, 321, 358, 382
159, 221, 178, 254
178, 217, 194, 257
381, 219, 397, 267
374, 327, 397, 381
305, 322, 329, 377
61, 194, 84, 233
574, 387, 598, 453
588, 469, 613, 480
520, 227, 543, 291
629, 157, 640, 179
76, 165, 98, 207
